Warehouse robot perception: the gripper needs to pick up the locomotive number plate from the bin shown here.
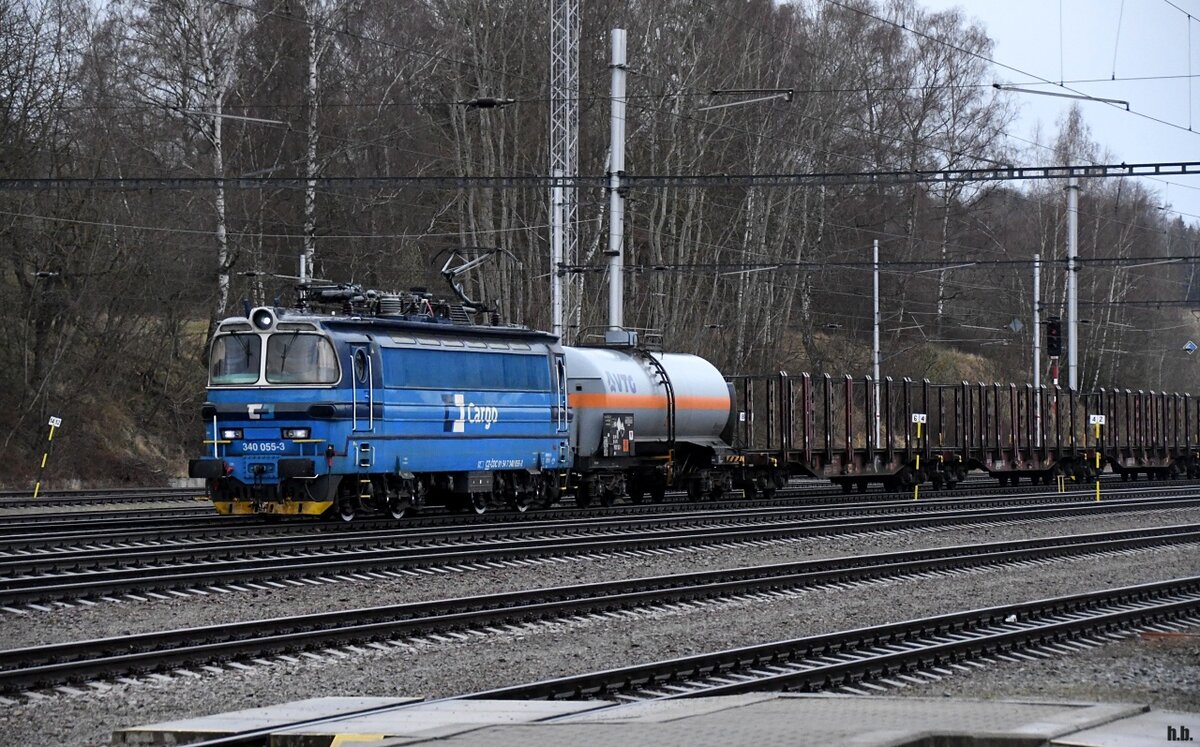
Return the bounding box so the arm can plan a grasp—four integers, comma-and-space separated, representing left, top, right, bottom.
240, 441, 289, 453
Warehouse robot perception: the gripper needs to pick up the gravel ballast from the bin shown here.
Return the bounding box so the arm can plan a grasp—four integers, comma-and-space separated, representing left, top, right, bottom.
0, 520, 1197, 746
6, 507, 1197, 650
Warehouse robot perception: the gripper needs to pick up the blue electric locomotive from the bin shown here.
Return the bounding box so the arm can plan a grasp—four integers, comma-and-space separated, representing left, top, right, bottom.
189, 287, 569, 519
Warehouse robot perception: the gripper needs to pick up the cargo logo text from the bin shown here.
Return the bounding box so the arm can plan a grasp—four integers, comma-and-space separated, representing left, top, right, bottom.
443, 393, 499, 432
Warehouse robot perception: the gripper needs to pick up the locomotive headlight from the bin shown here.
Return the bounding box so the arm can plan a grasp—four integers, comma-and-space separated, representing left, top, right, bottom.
220, 428, 243, 440
282, 428, 311, 439
250, 307, 275, 331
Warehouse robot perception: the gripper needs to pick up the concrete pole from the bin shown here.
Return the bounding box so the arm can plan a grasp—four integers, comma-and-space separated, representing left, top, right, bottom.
1033, 253, 1041, 445
551, 168, 565, 340
1066, 177, 1080, 391
873, 239, 881, 446
607, 29, 627, 331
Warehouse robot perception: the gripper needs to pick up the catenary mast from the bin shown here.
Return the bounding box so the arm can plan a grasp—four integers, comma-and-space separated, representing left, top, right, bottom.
549, 0, 580, 342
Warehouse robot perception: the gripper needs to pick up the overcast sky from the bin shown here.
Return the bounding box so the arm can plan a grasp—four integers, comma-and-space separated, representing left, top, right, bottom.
918, 0, 1200, 224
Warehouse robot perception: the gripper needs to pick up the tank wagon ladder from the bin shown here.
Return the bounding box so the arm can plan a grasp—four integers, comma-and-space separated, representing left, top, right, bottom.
638, 348, 676, 472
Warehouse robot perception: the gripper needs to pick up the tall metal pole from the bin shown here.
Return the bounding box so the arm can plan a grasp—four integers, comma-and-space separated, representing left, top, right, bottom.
551, 169, 564, 338
549, 0, 579, 342
873, 239, 881, 445
1033, 253, 1041, 445
607, 29, 627, 332
1066, 177, 1079, 391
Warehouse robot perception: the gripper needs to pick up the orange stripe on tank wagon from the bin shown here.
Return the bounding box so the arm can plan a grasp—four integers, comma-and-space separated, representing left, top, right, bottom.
568, 393, 730, 411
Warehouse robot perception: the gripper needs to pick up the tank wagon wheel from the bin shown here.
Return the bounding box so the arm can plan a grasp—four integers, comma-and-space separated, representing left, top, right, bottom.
627, 476, 647, 504
855, 480, 868, 493
840, 481, 853, 494
574, 484, 594, 509
541, 476, 561, 508
649, 484, 667, 503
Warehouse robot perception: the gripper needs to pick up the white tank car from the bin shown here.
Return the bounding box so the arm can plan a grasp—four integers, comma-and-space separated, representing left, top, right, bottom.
562, 346, 732, 458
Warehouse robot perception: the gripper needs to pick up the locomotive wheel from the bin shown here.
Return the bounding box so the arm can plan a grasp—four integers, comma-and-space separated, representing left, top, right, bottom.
508, 492, 534, 513
336, 496, 357, 522
471, 493, 488, 514
387, 495, 412, 520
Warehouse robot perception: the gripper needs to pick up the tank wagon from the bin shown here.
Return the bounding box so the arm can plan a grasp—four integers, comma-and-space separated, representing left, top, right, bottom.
189, 284, 777, 519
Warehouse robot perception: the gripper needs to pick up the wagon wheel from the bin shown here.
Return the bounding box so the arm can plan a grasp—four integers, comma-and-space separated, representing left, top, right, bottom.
600, 488, 620, 507
574, 484, 594, 509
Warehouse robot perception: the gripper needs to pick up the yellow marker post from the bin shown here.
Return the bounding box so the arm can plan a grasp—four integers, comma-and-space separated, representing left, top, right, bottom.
33, 416, 63, 499
912, 413, 927, 501
1089, 414, 1105, 502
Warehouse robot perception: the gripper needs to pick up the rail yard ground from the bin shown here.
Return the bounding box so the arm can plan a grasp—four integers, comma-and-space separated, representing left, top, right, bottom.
0, 496, 1196, 746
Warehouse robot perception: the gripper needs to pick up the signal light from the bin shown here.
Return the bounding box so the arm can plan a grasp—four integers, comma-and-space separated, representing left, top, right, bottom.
1046, 319, 1062, 357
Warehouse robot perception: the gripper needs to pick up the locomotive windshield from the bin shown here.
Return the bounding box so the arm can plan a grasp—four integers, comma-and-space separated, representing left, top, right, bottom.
265, 333, 338, 384
208, 332, 338, 386
210, 333, 262, 385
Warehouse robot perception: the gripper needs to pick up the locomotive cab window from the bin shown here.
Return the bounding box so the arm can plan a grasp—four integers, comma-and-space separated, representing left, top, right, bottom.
265, 333, 338, 385
210, 333, 262, 385
353, 349, 369, 383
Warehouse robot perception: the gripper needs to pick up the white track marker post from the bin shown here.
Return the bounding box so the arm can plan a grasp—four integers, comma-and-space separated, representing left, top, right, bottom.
1090, 414, 1105, 502
912, 414, 927, 500
33, 416, 63, 498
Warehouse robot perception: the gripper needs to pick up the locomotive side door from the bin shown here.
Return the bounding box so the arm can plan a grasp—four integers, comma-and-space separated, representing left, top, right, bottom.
553, 354, 568, 435
350, 344, 375, 432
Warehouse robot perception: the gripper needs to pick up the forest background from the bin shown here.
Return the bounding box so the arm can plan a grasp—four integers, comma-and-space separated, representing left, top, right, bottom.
3, 0, 1198, 485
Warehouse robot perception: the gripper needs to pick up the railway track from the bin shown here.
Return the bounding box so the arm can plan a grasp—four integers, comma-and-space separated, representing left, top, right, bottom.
0, 477, 1186, 551
0, 487, 202, 508
2, 494, 1197, 607
475, 576, 1200, 704
2, 526, 1196, 696
0, 472, 1150, 532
